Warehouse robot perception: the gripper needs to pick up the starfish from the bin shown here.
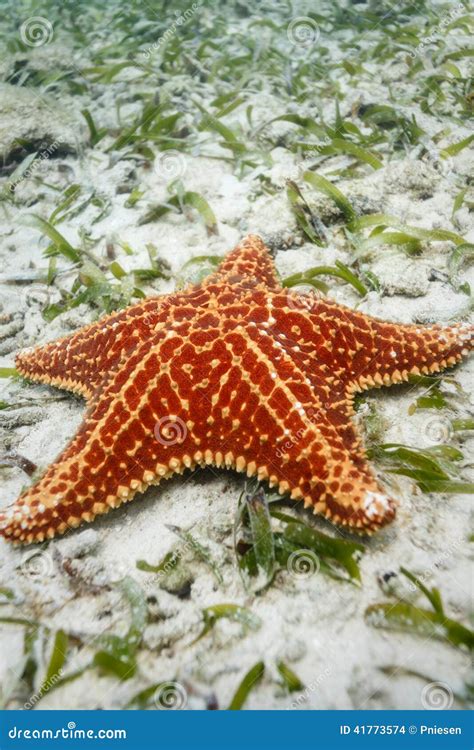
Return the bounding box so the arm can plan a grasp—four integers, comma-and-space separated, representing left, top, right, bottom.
1, 236, 472, 544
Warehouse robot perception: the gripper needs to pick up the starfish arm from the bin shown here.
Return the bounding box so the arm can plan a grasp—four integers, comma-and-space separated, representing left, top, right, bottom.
240, 403, 396, 532
342, 317, 473, 391
1, 325, 208, 543
297, 298, 473, 390
203, 235, 280, 288
14, 297, 166, 399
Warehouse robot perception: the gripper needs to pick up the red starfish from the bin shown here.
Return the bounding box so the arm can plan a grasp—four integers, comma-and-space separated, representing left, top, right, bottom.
1, 236, 472, 544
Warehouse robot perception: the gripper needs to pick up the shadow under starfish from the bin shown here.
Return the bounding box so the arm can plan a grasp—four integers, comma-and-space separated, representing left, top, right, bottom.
1, 235, 472, 544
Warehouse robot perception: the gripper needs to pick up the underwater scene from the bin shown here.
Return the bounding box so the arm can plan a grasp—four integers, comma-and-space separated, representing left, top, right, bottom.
0, 0, 473, 712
